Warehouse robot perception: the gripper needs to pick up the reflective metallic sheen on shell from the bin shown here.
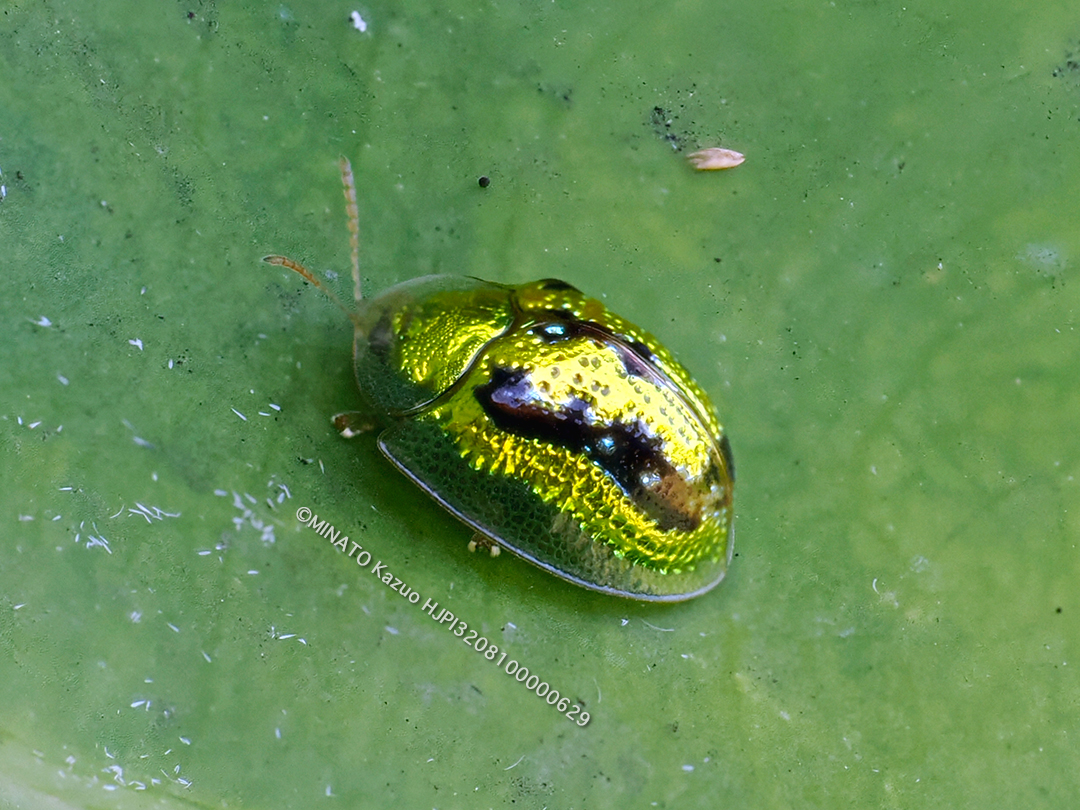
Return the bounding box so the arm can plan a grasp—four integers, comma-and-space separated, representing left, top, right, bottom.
353, 276, 734, 601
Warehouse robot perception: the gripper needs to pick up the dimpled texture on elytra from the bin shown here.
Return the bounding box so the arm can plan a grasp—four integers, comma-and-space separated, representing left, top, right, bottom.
373, 279, 734, 599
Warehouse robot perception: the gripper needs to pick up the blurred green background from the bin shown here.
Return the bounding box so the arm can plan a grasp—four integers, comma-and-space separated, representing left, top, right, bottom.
2, 0, 1078, 807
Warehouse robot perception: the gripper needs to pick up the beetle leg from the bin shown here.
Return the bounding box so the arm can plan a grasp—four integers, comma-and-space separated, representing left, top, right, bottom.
467, 532, 501, 557
332, 411, 375, 438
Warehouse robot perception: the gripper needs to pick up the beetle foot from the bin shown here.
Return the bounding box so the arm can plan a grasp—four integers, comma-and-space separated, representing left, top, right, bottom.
332, 411, 375, 438
467, 533, 501, 557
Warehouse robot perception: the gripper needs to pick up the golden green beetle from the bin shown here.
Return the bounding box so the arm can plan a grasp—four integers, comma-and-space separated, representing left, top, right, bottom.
267, 159, 734, 601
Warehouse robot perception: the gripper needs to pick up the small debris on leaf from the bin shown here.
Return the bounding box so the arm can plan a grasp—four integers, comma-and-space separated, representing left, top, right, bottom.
686, 147, 745, 171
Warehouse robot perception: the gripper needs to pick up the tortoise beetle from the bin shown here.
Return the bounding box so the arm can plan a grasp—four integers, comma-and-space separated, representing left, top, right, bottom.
266, 159, 734, 601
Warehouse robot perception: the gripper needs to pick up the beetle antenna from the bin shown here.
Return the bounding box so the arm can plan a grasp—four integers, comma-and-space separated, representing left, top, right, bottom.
263, 254, 362, 328
339, 156, 362, 303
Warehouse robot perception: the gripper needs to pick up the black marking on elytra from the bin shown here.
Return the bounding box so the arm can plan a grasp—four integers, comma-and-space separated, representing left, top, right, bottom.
719, 434, 735, 483
474, 367, 701, 532
529, 311, 656, 380
534, 322, 574, 343
702, 459, 722, 487
530, 311, 590, 344
615, 343, 652, 378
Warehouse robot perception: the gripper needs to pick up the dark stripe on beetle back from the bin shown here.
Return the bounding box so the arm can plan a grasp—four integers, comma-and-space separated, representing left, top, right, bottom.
529, 311, 656, 379
474, 367, 701, 532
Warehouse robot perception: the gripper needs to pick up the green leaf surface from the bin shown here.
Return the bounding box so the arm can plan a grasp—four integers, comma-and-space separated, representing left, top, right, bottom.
2, 0, 1078, 807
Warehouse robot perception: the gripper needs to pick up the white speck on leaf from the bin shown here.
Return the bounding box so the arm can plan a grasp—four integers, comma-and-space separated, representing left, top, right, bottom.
128, 503, 181, 523
85, 532, 112, 554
